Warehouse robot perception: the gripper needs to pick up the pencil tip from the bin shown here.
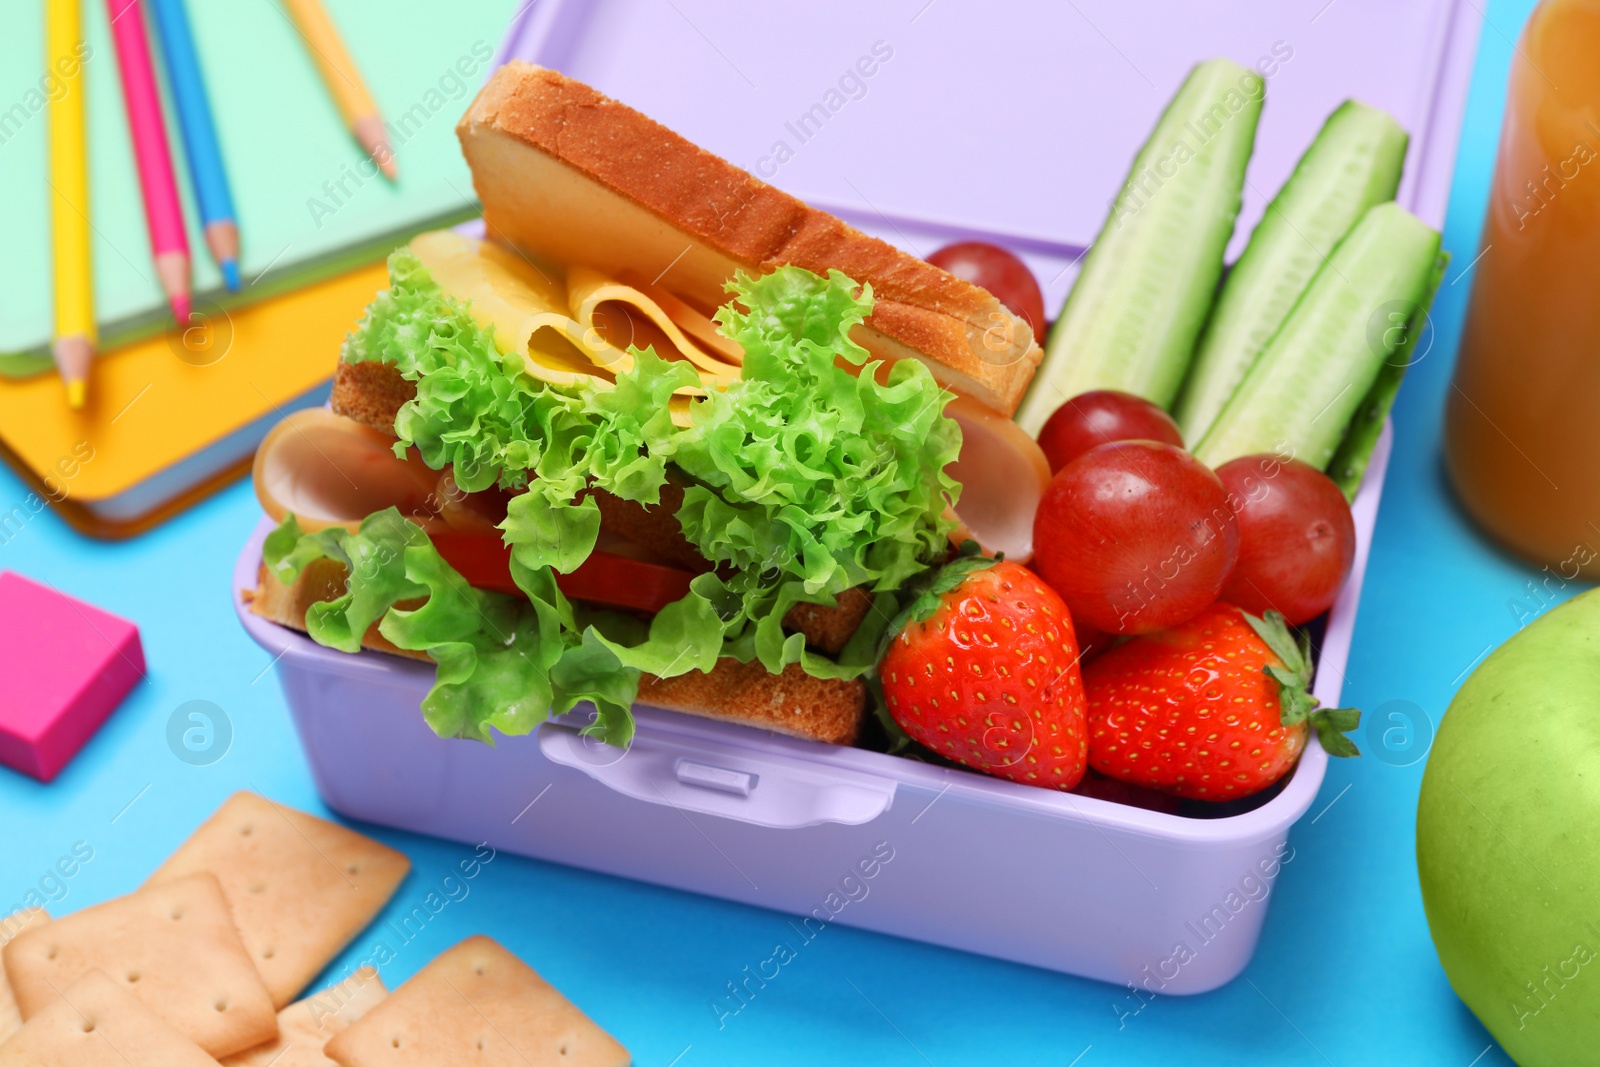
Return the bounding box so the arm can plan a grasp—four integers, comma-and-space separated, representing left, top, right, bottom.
352, 116, 398, 181
154, 252, 193, 325
221, 259, 241, 291
52, 336, 94, 406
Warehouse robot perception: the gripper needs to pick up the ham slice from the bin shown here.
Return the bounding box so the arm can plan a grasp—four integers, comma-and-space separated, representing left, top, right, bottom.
253, 408, 440, 533
944, 394, 1053, 563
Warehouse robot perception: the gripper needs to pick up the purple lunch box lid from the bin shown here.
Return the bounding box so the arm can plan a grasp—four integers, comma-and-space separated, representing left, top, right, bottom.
493, 0, 1479, 312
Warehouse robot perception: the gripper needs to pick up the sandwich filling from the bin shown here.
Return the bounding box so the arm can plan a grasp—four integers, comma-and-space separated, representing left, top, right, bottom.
261, 242, 962, 746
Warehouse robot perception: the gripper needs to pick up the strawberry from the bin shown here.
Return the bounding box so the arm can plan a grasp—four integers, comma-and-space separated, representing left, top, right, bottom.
1083, 604, 1359, 801
880, 560, 1088, 790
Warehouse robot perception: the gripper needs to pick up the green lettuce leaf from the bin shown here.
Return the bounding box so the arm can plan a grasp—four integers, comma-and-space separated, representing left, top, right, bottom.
501, 492, 601, 575
262, 515, 348, 589
265, 511, 429, 654
262, 508, 638, 746
676, 267, 962, 599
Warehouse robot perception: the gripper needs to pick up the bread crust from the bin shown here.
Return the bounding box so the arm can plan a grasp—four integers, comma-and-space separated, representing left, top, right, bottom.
248, 562, 864, 745
588, 483, 710, 574
457, 62, 1041, 416
637, 659, 863, 746
332, 358, 415, 431
784, 586, 874, 656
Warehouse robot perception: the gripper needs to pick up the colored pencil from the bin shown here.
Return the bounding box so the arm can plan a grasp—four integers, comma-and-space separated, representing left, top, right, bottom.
106, 0, 191, 323
45, 0, 95, 409
147, 0, 239, 290
281, 0, 397, 180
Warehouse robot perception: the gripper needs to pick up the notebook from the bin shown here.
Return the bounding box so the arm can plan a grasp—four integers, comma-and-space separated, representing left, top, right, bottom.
0, 0, 513, 535
0, 261, 388, 537
0, 0, 512, 373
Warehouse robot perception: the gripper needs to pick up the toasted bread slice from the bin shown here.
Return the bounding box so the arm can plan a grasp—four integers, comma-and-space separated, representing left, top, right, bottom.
331, 358, 414, 433
784, 587, 874, 655
247, 563, 864, 745
637, 658, 862, 746
588, 483, 711, 575
455, 62, 1040, 416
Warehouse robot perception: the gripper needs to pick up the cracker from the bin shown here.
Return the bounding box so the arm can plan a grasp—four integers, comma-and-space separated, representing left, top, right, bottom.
223, 967, 387, 1067
0, 907, 49, 1044
148, 792, 410, 1007
324, 936, 629, 1067
1, 873, 277, 1058
0, 969, 221, 1067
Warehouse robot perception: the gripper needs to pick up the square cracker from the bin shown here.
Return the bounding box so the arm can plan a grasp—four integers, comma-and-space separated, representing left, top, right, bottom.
0, 907, 49, 1044
2, 873, 277, 1058
222, 966, 386, 1066
324, 936, 629, 1067
148, 792, 410, 1007
0, 969, 221, 1067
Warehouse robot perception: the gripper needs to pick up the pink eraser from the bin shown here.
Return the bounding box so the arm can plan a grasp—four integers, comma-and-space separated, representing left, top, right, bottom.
0, 571, 145, 782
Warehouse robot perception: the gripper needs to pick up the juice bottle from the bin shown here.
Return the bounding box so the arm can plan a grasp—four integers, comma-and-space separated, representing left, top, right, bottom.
1444, 0, 1600, 576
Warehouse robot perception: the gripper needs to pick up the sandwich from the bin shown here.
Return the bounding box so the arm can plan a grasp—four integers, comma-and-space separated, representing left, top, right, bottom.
247, 62, 1049, 749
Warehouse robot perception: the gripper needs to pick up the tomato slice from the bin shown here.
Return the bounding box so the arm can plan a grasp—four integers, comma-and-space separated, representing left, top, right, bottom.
560, 550, 698, 614
428, 531, 696, 614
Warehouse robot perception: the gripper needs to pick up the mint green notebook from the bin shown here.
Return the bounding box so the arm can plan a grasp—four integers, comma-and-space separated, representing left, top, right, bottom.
0, 0, 513, 376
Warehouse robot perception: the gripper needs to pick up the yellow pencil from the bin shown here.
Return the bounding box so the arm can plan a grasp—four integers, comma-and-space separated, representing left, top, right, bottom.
46, 0, 95, 409
281, 0, 396, 180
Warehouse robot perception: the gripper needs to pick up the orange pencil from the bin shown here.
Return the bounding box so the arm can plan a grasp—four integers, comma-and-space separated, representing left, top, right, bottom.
281, 0, 397, 179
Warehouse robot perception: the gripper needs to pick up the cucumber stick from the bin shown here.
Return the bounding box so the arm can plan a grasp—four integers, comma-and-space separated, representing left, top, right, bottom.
1016, 59, 1262, 433
1193, 202, 1441, 470
1327, 250, 1449, 499
1173, 101, 1409, 444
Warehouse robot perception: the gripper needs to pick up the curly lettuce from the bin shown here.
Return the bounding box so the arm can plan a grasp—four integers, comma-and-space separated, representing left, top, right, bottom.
264, 509, 638, 745
273, 249, 962, 745
671, 267, 961, 678
683, 266, 960, 598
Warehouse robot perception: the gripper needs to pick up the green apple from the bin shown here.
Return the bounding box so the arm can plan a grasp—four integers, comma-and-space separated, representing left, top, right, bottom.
1418, 586, 1600, 1064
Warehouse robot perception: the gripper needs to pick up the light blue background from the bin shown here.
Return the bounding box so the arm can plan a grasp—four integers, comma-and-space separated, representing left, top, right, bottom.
0, 0, 1552, 1062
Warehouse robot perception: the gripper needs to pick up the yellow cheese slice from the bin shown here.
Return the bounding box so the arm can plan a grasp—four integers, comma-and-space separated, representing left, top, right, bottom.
616, 270, 743, 366
407, 230, 737, 425
669, 395, 695, 429
568, 266, 741, 381
409, 230, 611, 390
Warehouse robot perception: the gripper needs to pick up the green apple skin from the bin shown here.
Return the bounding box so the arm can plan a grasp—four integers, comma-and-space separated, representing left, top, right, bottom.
1418, 586, 1600, 1065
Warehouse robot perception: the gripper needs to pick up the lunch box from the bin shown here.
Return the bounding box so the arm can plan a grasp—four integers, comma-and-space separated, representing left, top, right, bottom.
236, 0, 1480, 991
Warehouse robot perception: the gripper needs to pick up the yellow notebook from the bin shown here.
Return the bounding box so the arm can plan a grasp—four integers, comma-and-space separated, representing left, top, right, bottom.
0, 262, 389, 538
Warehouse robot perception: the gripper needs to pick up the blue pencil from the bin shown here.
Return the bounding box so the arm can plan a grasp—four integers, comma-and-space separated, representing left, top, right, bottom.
146, 0, 239, 290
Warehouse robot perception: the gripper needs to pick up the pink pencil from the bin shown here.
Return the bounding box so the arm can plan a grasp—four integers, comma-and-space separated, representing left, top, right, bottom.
106, 0, 191, 323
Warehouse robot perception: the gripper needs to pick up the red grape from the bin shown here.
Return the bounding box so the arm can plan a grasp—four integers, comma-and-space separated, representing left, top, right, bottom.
1037, 390, 1184, 473
1216, 455, 1355, 624
927, 242, 1047, 345
1032, 441, 1238, 635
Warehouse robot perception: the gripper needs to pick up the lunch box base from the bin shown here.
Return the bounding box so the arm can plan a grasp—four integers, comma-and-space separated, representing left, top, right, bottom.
271, 638, 1297, 993
236, 424, 1392, 991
